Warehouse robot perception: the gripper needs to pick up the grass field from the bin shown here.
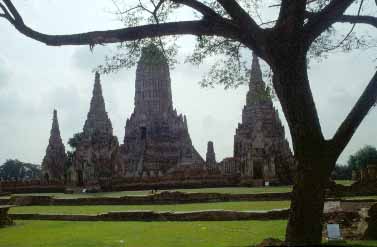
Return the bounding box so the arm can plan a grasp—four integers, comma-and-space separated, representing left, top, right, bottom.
9, 201, 290, 215
0, 221, 375, 247
335, 180, 354, 186
0, 220, 287, 247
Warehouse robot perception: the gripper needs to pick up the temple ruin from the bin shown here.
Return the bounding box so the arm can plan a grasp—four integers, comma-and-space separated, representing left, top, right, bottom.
41, 109, 67, 182
71, 72, 119, 186
231, 54, 295, 184
38, 48, 296, 188
116, 45, 204, 178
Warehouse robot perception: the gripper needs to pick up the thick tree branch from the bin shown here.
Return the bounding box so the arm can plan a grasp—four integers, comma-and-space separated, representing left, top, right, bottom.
1, 17, 240, 47
172, 0, 221, 19
336, 14, 377, 28
2, 0, 23, 23
331, 71, 377, 157
304, 0, 356, 42
216, 0, 261, 31
0, 0, 266, 56
215, 0, 264, 56
0, 2, 12, 23
276, 0, 307, 29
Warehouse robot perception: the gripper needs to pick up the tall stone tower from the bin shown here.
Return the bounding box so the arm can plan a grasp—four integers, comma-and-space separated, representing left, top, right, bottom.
233, 53, 294, 184
73, 72, 119, 186
117, 44, 204, 177
41, 109, 67, 182
134, 45, 173, 115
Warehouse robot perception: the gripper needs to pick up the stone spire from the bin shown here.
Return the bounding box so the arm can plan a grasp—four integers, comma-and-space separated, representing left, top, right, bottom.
83, 72, 113, 136
247, 53, 268, 105
134, 44, 173, 114
206, 141, 216, 164
250, 53, 263, 86
72, 73, 119, 186
51, 109, 62, 144
233, 53, 295, 183
41, 109, 66, 182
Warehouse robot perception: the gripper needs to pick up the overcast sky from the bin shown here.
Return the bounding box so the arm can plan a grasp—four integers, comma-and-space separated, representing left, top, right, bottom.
0, 0, 376, 166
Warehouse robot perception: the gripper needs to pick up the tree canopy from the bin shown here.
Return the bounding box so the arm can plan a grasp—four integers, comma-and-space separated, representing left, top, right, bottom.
68, 132, 84, 150
0, 159, 41, 181
348, 145, 377, 170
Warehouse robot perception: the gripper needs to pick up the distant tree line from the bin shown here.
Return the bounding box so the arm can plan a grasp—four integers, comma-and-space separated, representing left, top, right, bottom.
0, 159, 41, 181
332, 145, 377, 180
0, 132, 81, 182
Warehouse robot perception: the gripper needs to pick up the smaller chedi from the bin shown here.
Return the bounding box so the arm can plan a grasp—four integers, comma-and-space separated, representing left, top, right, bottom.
206, 141, 219, 173
70, 72, 119, 186
41, 109, 67, 182
231, 53, 295, 184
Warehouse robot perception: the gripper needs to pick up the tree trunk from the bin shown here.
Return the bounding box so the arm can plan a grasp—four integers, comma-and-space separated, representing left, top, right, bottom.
268, 48, 337, 244
285, 152, 333, 244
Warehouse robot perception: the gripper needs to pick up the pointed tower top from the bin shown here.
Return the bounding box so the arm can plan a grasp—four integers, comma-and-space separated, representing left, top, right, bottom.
95, 71, 100, 82
93, 72, 103, 101
83, 73, 113, 136
249, 52, 264, 88
51, 109, 60, 138
42, 109, 66, 181
247, 53, 269, 105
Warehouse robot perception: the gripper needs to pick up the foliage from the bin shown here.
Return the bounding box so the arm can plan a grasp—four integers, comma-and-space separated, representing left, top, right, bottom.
67, 132, 83, 150
95, 0, 377, 89
347, 145, 377, 170
0, 159, 41, 181
97, 0, 261, 88
97, 0, 179, 73
331, 164, 353, 180
64, 151, 74, 170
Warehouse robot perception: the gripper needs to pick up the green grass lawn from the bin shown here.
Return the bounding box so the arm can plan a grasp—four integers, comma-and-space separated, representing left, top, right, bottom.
0, 221, 375, 247
10, 201, 291, 215
335, 180, 354, 186
0, 186, 293, 199
0, 220, 287, 247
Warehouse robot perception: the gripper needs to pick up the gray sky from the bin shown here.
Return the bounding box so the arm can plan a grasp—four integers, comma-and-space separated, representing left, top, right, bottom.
0, 0, 376, 166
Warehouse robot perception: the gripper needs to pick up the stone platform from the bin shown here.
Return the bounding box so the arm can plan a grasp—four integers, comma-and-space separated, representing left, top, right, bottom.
0, 205, 14, 226
1, 191, 291, 206
10, 209, 290, 222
